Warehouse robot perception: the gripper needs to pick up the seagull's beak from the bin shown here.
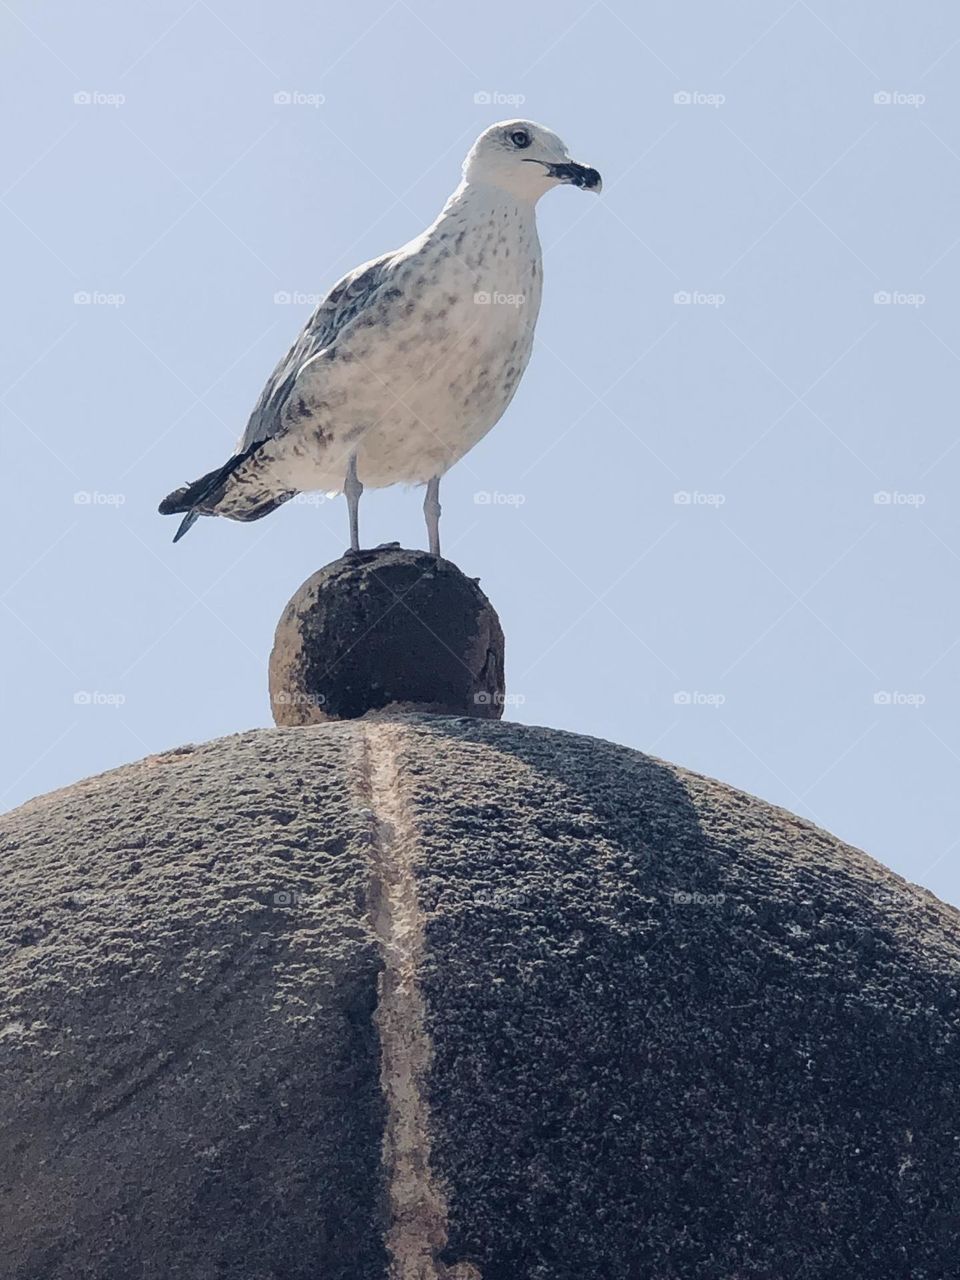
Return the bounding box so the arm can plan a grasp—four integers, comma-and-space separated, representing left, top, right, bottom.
526, 159, 602, 193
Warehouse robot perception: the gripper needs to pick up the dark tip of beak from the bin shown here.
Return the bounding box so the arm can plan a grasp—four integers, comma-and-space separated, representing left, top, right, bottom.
546, 161, 603, 192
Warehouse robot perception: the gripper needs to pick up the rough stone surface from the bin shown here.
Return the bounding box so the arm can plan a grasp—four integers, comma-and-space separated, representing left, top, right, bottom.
268, 547, 504, 725
1, 718, 959, 1279
0, 731, 387, 1280
398, 720, 960, 1280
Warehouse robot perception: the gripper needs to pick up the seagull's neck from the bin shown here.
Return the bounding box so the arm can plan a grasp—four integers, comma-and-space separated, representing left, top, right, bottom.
436, 177, 539, 227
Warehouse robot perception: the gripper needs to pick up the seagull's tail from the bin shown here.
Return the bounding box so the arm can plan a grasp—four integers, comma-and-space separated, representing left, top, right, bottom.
158, 465, 228, 543
159, 441, 294, 542
172, 510, 201, 543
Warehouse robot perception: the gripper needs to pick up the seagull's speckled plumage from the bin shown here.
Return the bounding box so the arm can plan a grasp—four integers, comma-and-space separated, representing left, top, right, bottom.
159, 120, 601, 552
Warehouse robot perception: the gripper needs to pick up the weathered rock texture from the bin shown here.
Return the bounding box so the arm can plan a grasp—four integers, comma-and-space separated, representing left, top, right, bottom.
268, 547, 504, 724
1, 718, 959, 1279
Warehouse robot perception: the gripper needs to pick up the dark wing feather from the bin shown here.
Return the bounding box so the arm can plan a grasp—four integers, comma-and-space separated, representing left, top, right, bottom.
239, 251, 399, 451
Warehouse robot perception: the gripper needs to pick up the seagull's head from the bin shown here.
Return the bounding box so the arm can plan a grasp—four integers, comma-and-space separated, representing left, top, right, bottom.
462, 120, 602, 202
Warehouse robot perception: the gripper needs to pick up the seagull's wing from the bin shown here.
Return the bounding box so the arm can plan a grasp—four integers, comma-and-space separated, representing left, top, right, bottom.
239, 250, 400, 451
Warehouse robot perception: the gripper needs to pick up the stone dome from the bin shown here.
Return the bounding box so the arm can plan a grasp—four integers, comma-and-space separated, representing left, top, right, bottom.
2, 717, 959, 1279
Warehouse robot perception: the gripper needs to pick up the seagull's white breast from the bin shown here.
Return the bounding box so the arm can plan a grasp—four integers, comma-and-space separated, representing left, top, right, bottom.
286, 185, 544, 492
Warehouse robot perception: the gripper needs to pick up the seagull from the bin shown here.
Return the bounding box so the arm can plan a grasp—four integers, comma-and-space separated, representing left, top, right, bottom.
159, 120, 601, 555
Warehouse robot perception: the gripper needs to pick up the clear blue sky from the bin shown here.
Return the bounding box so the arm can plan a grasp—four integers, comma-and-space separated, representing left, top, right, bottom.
4, 1, 960, 906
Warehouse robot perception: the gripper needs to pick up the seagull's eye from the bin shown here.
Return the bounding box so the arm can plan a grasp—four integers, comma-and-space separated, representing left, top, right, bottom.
509, 129, 531, 149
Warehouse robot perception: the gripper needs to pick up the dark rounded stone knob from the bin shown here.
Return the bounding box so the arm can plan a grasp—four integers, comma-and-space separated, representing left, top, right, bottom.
269, 546, 506, 724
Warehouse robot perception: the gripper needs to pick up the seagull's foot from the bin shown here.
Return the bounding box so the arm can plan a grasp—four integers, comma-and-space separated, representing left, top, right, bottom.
342, 541, 403, 561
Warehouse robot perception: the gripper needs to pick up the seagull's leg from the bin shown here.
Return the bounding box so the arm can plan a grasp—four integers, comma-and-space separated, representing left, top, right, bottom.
424, 475, 442, 558
344, 452, 363, 552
